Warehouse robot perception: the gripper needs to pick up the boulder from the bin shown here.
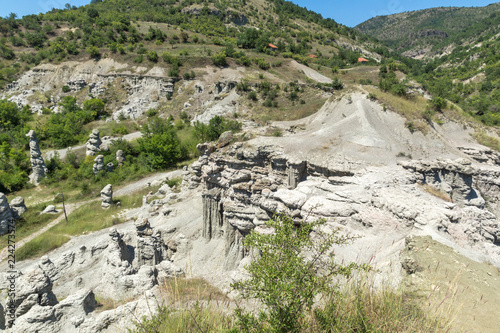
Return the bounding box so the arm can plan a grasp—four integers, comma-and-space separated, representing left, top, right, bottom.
10, 196, 27, 219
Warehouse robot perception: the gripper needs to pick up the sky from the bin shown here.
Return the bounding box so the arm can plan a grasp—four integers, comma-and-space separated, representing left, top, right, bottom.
0, 0, 498, 27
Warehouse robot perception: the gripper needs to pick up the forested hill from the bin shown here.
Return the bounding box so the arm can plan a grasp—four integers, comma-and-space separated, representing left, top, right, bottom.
0, 0, 381, 89
355, 3, 500, 58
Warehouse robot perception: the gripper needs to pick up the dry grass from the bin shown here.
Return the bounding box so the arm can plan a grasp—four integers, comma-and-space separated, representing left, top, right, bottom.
419, 183, 452, 202
472, 130, 500, 152
160, 277, 230, 304
95, 294, 137, 312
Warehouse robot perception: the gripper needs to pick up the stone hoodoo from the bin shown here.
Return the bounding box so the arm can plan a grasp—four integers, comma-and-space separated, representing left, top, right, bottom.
10, 196, 27, 219
0, 193, 13, 236
100, 184, 113, 209
92, 155, 104, 174
26, 130, 48, 185
184, 141, 500, 269
86, 129, 102, 156
135, 218, 167, 267
116, 150, 125, 166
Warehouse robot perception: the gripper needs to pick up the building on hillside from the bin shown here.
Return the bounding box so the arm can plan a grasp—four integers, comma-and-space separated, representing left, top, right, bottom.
358, 57, 369, 63
308, 54, 317, 58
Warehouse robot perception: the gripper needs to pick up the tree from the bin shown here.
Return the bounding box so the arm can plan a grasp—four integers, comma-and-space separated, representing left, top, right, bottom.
231, 214, 368, 333
83, 98, 106, 118
211, 51, 227, 67
87, 46, 101, 59
137, 117, 184, 170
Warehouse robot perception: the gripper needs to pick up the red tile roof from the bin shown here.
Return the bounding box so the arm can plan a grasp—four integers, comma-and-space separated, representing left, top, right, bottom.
358, 57, 369, 62
268, 43, 278, 49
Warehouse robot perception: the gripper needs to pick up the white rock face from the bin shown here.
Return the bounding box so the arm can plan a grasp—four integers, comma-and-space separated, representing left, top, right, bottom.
183, 140, 500, 271
1, 223, 182, 332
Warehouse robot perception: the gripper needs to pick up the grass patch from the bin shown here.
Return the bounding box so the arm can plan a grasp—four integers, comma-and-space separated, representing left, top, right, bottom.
160, 277, 230, 304
95, 294, 137, 312
14, 186, 160, 261
129, 277, 450, 333
419, 183, 452, 202
0, 203, 61, 251
16, 233, 70, 261
365, 86, 429, 132
311, 280, 448, 333
473, 131, 500, 151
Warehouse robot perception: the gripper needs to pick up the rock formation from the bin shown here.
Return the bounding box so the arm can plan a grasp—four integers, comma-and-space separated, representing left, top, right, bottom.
26, 130, 48, 185
92, 155, 104, 174
183, 141, 500, 269
10, 197, 27, 220
0, 220, 182, 332
86, 129, 102, 157
100, 184, 113, 209
135, 218, 168, 267
116, 150, 125, 166
0, 193, 13, 236
106, 162, 114, 173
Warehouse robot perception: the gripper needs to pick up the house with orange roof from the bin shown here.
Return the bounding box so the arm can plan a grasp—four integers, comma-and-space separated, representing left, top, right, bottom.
268, 43, 278, 52
358, 57, 369, 63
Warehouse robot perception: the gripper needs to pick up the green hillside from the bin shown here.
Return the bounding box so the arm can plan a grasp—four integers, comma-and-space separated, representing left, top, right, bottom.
355, 3, 500, 56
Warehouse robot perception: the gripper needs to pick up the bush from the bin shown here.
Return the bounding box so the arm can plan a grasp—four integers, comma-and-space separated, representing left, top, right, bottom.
193, 116, 242, 142
231, 214, 367, 332
138, 118, 185, 170
430, 96, 447, 111
211, 51, 227, 67
62, 85, 70, 93
146, 50, 158, 62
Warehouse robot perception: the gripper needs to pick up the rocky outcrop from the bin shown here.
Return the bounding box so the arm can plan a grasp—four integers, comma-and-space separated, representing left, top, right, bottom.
26, 130, 48, 185
2, 221, 182, 332
183, 142, 500, 269
399, 159, 484, 207
100, 184, 113, 209
0, 193, 13, 236
93, 155, 104, 175
86, 129, 102, 157
135, 218, 168, 267
116, 150, 125, 166
10, 197, 27, 220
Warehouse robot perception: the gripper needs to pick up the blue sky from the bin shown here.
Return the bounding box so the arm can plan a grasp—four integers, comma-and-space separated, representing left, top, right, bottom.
0, 0, 497, 27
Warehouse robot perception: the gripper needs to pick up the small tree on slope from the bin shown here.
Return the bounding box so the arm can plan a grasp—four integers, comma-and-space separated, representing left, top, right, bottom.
231, 214, 369, 333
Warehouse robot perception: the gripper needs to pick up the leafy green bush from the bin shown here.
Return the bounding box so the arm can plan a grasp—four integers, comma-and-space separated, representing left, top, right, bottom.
193, 116, 242, 142
231, 214, 367, 332
138, 117, 185, 170
211, 51, 227, 67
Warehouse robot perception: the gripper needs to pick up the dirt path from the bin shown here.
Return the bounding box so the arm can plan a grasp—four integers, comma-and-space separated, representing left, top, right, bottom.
290, 60, 333, 83
0, 201, 87, 262
0, 169, 182, 263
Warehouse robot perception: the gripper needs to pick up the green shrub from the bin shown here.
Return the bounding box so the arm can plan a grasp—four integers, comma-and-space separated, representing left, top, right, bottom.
211, 52, 227, 67
231, 214, 367, 333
